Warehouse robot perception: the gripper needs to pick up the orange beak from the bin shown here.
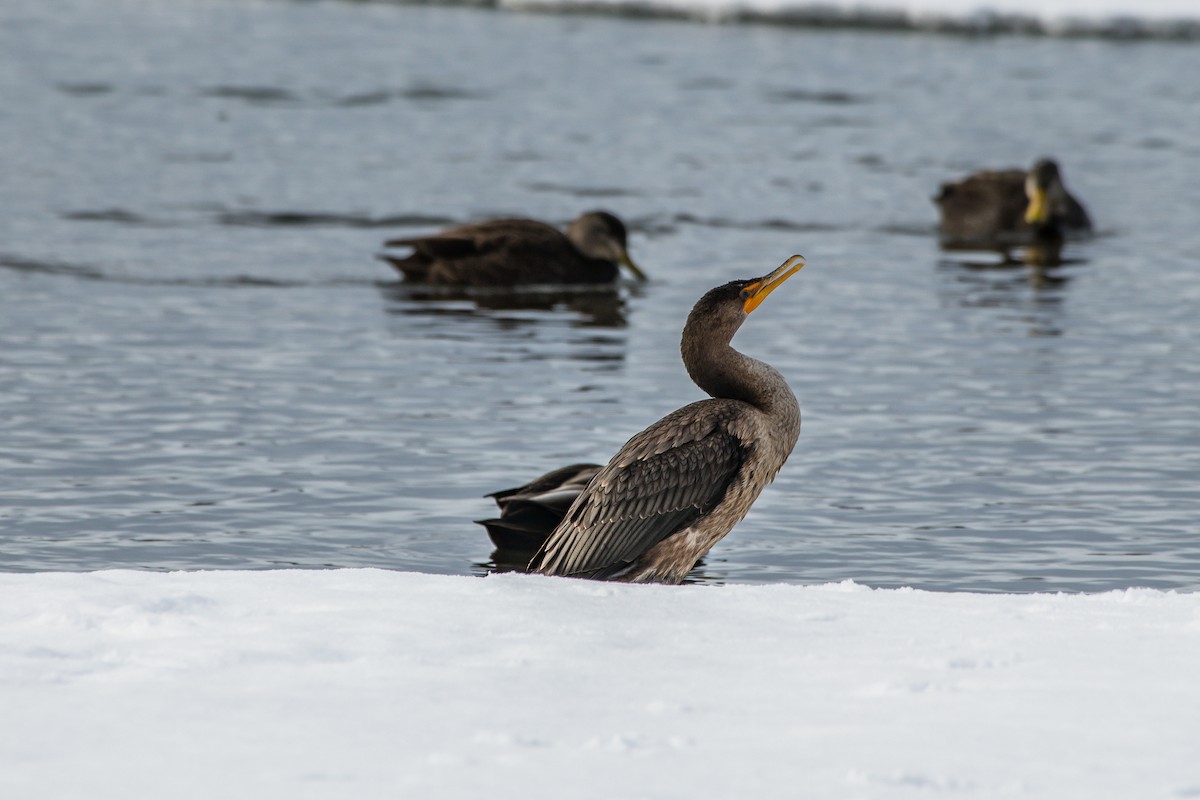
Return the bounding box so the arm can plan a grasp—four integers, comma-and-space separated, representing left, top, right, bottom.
743, 255, 805, 314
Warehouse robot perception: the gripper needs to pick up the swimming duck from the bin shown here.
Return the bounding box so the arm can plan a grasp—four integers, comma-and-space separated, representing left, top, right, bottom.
378, 211, 645, 287
935, 159, 1091, 247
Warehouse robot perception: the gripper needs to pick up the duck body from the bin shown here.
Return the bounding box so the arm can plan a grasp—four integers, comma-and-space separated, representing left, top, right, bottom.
476, 463, 602, 551
378, 212, 644, 287
935, 159, 1091, 247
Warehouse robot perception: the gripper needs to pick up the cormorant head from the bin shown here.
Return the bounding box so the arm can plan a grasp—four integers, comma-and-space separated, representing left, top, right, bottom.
739, 255, 806, 314
688, 255, 806, 337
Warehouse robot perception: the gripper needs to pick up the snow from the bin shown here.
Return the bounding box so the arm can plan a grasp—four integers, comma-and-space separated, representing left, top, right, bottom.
502, 0, 1200, 35
524, 0, 1199, 16
3, 569, 1199, 798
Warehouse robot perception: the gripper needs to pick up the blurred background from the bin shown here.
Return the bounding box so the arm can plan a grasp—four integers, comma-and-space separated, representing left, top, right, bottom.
1, 0, 1198, 590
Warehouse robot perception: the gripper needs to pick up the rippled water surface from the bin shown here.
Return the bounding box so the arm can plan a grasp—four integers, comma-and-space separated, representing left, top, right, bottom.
2, 0, 1199, 590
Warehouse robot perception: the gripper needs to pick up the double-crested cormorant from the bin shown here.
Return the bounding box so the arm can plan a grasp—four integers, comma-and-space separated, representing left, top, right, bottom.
529, 255, 805, 584
378, 211, 646, 287
477, 463, 602, 551
934, 159, 1092, 247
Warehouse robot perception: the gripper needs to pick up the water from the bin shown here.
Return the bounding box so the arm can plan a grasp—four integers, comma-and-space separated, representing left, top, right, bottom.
2, 0, 1198, 591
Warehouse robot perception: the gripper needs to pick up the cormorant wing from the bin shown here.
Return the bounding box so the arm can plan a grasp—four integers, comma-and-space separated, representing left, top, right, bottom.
531, 404, 749, 580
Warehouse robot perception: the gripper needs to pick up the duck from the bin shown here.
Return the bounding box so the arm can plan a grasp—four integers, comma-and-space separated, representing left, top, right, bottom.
378, 211, 645, 287
934, 158, 1091, 247
476, 463, 602, 552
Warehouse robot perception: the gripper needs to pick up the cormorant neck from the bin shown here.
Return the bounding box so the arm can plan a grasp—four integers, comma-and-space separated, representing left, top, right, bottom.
680, 309, 792, 415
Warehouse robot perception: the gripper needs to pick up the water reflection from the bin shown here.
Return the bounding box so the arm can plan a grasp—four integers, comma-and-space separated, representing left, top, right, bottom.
478, 547, 536, 577
377, 282, 632, 329
936, 257, 1073, 296
937, 235, 1090, 300
935, 257, 1071, 336
938, 239, 1081, 271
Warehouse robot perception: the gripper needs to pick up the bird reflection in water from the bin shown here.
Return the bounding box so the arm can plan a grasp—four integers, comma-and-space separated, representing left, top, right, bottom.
377, 281, 633, 329
935, 257, 1072, 337
938, 239, 1084, 286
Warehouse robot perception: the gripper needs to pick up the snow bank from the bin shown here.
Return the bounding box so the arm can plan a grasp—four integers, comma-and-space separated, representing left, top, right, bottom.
482, 0, 1200, 37
3, 569, 1199, 798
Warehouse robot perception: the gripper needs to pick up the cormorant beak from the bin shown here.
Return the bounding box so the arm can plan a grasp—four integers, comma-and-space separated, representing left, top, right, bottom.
743, 254, 805, 314
1025, 178, 1050, 225
619, 250, 648, 282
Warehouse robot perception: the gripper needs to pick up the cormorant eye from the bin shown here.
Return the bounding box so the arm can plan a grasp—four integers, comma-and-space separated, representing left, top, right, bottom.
739, 288, 750, 299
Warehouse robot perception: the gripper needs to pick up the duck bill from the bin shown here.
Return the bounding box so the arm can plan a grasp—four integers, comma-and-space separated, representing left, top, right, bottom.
619, 250, 648, 282
1025, 185, 1050, 225
744, 254, 805, 314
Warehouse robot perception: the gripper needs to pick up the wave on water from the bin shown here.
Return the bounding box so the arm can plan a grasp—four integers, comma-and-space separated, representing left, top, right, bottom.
377, 0, 1200, 39
0, 254, 107, 281
196, 83, 486, 107
57, 205, 854, 235
58, 207, 461, 230
57, 82, 488, 107
0, 253, 380, 288
213, 211, 461, 229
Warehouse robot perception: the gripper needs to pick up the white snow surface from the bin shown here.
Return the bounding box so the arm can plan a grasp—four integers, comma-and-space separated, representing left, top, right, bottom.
503, 0, 1200, 34
3, 569, 1199, 799
527, 0, 1198, 17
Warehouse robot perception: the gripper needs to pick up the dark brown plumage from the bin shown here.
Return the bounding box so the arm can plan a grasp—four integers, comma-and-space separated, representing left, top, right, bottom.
935, 159, 1092, 247
377, 211, 645, 287
529, 255, 805, 584
476, 463, 602, 551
